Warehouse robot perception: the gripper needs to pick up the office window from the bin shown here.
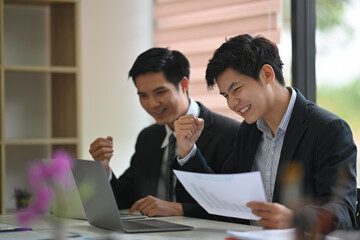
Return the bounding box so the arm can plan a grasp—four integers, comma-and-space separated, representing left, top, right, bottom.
153, 0, 359, 179
154, 0, 282, 119
315, 0, 360, 178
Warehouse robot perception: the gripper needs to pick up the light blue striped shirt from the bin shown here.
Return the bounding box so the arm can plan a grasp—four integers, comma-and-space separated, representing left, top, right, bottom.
252, 87, 297, 203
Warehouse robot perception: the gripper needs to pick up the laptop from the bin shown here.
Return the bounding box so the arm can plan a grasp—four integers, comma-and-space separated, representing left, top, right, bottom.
48, 158, 144, 221
71, 159, 193, 233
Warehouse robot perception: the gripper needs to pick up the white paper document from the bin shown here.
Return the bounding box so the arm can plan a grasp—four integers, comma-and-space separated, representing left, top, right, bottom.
227, 228, 296, 240
174, 170, 266, 220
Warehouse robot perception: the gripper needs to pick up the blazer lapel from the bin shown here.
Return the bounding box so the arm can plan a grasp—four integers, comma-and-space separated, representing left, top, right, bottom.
196, 102, 214, 150
273, 90, 309, 202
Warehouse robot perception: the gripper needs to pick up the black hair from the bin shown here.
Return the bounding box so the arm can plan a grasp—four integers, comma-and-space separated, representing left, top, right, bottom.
128, 47, 190, 89
205, 34, 285, 89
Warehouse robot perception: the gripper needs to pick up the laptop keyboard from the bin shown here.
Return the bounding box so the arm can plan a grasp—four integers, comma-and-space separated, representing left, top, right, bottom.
119, 212, 147, 220
122, 220, 158, 229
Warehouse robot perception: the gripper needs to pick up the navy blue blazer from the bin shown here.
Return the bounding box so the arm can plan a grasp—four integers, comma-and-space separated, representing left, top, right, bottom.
177, 89, 357, 229
110, 102, 240, 217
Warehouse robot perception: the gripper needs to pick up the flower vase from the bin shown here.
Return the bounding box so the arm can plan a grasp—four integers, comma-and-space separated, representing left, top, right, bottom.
52, 220, 66, 240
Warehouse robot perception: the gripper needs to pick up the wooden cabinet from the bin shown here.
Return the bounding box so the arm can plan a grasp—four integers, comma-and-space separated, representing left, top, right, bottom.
0, 0, 80, 213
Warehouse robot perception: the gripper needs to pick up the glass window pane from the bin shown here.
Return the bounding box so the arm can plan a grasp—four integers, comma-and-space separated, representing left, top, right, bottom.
315, 0, 360, 181
279, 0, 292, 86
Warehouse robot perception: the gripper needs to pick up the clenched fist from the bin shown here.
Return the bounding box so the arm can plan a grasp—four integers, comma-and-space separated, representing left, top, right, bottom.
174, 114, 204, 158
89, 136, 114, 176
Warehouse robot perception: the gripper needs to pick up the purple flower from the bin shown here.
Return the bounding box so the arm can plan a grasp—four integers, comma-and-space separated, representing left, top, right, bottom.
16, 149, 74, 227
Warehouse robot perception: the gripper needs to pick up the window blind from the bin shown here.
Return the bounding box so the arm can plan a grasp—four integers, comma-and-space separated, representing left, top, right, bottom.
154, 0, 281, 119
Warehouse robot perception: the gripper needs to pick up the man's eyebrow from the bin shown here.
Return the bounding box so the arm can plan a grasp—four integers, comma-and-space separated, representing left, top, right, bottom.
152, 86, 167, 92
137, 86, 167, 95
227, 82, 237, 92
219, 82, 237, 95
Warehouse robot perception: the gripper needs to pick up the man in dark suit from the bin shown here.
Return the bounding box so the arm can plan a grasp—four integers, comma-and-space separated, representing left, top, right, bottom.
174, 34, 357, 231
89, 48, 240, 218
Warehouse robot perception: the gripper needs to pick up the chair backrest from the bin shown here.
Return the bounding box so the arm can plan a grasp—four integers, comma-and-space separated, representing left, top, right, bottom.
356, 188, 360, 230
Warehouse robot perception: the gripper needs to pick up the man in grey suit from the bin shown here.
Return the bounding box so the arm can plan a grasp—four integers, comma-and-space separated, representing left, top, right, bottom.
89, 48, 240, 218
174, 34, 357, 231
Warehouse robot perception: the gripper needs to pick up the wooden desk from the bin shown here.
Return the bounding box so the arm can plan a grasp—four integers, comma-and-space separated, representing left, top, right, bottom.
0, 214, 261, 239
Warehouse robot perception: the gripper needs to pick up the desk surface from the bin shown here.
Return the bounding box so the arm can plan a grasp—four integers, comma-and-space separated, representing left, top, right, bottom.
0, 214, 261, 239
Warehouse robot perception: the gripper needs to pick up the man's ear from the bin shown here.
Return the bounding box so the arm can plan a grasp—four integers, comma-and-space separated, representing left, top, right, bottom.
261, 64, 275, 84
180, 77, 189, 93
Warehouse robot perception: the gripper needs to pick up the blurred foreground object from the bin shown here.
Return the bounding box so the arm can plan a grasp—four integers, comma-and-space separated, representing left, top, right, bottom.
16, 149, 74, 227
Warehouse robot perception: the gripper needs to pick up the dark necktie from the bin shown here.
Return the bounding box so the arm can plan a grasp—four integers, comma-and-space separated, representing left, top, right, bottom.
166, 134, 176, 202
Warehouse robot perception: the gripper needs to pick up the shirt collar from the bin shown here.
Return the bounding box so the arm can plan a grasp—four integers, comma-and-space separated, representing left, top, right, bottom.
162, 98, 200, 148
256, 87, 297, 138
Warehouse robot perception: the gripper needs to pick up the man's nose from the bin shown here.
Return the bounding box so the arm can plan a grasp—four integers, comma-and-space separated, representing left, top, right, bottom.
149, 96, 160, 108
227, 95, 239, 110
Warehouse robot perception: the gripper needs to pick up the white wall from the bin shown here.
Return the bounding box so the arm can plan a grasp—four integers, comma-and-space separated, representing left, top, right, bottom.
79, 0, 153, 177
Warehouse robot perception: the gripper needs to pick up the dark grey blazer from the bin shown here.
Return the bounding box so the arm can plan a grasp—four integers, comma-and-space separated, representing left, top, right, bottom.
110, 102, 240, 217
178, 89, 357, 229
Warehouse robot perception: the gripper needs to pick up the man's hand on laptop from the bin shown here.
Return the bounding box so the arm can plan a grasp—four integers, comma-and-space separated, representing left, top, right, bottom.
128, 196, 184, 217
89, 136, 114, 177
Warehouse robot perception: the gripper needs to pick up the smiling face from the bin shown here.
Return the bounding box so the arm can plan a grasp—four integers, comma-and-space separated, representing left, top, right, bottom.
217, 67, 269, 124
135, 72, 189, 129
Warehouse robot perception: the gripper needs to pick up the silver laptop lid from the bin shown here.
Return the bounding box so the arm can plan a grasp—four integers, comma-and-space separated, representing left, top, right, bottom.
71, 159, 125, 231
